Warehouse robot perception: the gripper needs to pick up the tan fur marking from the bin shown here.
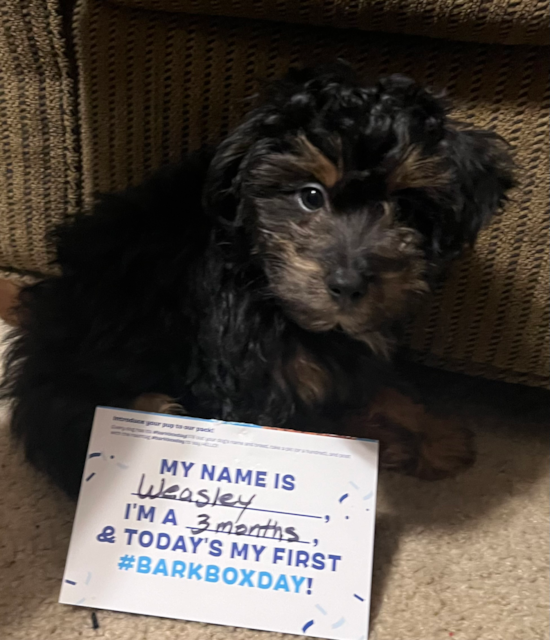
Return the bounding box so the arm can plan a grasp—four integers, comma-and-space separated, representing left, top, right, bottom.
285, 347, 332, 406
131, 393, 186, 415
0, 279, 20, 326
295, 135, 342, 188
263, 235, 337, 331
284, 243, 325, 276
387, 146, 450, 192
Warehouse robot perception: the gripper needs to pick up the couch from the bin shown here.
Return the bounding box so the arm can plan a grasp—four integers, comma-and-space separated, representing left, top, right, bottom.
0, 0, 548, 387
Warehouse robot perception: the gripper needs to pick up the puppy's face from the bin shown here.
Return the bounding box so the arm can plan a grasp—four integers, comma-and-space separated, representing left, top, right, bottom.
206, 65, 514, 347
247, 135, 428, 341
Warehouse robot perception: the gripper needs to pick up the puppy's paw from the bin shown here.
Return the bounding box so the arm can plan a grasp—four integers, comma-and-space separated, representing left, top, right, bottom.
414, 423, 475, 480
131, 393, 187, 416
380, 421, 475, 481
345, 387, 476, 481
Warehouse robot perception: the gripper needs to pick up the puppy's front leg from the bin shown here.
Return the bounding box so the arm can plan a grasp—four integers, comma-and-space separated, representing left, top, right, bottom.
346, 388, 475, 480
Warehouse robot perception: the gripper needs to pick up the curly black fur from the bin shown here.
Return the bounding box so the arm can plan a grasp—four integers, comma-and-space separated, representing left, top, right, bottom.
1, 63, 514, 497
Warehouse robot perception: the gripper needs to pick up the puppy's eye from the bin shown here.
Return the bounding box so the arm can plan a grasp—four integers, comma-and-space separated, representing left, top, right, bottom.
298, 186, 325, 212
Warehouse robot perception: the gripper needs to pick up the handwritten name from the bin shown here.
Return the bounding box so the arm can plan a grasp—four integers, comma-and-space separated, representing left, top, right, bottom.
136, 474, 255, 522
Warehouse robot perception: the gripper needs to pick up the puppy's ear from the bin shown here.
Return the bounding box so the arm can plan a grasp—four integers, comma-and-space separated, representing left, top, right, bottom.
203, 115, 265, 223
394, 125, 515, 262
442, 125, 515, 244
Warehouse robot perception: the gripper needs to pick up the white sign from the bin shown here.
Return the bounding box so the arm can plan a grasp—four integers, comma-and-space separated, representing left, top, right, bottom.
60, 407, 379, 640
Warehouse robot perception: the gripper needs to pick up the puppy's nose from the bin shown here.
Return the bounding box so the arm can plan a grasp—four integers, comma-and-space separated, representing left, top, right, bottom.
326, 268, 369, 303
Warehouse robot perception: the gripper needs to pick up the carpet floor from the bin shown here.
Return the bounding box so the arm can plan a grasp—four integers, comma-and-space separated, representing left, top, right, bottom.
0, 319, 548, 640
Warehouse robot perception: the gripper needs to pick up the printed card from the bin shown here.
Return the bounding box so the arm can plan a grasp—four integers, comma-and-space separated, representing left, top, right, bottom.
59, 407, 379, 639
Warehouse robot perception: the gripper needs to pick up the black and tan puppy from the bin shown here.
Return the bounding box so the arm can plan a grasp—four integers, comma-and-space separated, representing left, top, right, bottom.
1, 63, 514, 497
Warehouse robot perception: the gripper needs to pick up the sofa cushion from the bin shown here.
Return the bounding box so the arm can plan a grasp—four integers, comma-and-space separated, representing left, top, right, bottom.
108, 0, 550, 46
0, 0, 80, 274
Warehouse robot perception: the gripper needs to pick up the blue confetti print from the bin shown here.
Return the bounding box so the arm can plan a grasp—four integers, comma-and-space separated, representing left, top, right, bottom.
332, 617, 346, 629
302, 620, 314, 633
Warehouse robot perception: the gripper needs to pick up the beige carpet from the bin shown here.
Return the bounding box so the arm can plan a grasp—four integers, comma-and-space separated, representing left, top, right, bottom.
0, 319, 548, 640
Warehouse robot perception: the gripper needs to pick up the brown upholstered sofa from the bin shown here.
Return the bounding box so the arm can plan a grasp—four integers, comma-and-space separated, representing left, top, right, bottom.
0, 0, 548, 387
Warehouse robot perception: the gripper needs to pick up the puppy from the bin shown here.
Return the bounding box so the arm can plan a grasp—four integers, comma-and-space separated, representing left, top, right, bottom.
1, 63, 514, 497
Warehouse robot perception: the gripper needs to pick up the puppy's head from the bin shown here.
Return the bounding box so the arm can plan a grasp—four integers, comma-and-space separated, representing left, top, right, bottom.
205, 63, 514, 347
